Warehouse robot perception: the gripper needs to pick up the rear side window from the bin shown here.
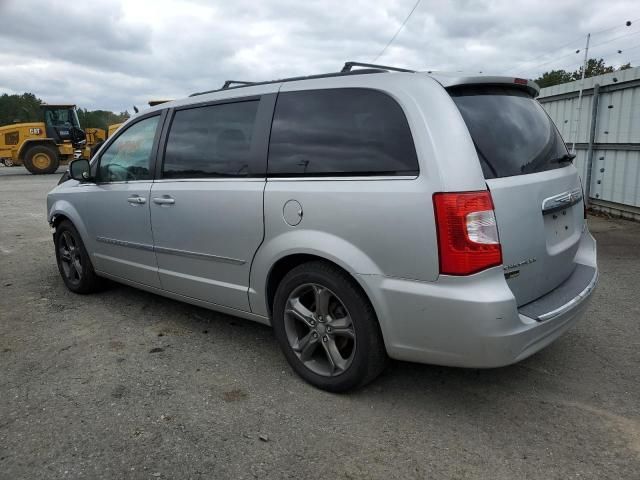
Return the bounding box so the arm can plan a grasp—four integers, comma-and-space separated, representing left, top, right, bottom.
450, 87, 569, 179
268, 88, 419, 176
163, 101, 259, 178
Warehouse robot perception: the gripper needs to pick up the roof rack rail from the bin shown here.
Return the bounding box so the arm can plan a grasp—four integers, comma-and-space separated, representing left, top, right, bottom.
222, 80, 255, 89
189, 62, 404, 97
341, 61, 415, 73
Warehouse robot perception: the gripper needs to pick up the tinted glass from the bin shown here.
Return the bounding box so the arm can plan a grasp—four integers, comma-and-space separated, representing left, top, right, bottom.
99, 115, 159, 182
45, 108, 79, 128
163, 101, 259, 178
268, 88, 419, 176
450, 87, 569, 179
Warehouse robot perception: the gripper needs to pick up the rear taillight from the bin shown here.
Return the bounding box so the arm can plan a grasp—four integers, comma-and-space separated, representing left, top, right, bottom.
433, 191, 502, 275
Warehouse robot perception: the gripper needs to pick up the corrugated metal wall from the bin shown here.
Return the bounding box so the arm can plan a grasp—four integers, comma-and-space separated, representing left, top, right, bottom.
539, 67, 640, 216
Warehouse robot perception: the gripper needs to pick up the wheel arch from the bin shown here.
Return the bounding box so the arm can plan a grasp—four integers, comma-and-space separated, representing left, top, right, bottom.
48, 200, 91, 249
18, 139, 59, 161
251, 231, 385, 317
261, 251, 393, 359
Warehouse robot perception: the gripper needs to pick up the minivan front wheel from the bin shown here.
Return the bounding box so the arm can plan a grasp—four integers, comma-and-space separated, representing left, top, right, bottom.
54, 220, 102, 294
272, 261, 387, 392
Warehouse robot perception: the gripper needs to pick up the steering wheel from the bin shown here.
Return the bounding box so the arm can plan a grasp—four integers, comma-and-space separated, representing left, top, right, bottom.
105, 163, 136, 181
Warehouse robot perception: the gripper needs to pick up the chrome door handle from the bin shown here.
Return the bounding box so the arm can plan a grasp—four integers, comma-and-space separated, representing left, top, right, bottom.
127, 195, 146, 204
153, 196, 175, 205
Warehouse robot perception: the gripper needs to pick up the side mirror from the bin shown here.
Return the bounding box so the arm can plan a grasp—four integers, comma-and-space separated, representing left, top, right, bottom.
69, 159, 92, 182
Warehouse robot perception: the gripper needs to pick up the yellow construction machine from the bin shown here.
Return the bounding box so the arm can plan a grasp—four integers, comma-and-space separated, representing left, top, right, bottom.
0, 104, 89, 174
0, 100, 171, 173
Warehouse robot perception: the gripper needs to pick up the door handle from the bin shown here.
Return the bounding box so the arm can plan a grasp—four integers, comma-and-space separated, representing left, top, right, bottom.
127, 195, 146, 204
153, 196, 175, 205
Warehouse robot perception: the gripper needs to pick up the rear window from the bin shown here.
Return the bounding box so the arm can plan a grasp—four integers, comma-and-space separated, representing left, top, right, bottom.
268, 88, 419, 177
450, 87, 569, 179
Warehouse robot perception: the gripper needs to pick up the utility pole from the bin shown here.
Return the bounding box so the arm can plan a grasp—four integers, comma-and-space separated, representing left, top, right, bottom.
571, 33, 590, 154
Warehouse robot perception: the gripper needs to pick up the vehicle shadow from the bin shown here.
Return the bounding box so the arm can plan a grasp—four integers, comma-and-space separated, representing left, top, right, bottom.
94, 279, 575, 405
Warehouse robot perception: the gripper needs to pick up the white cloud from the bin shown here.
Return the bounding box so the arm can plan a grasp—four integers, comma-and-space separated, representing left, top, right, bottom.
0, 0, 638, 111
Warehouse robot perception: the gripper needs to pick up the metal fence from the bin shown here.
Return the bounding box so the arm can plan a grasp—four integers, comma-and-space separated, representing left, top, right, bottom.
538, 66, 640, 220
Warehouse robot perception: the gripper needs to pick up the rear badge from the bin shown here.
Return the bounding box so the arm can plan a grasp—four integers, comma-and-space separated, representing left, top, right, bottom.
503, 258, 537, 278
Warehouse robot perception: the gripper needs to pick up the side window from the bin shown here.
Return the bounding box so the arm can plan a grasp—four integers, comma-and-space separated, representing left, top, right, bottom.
268, 88, 419, 176
162, 100, 259, 179
98, 115, 160, 182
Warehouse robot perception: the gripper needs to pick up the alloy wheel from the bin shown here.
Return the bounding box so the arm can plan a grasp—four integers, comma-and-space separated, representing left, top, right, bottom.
58, 231, 83, 285
283, 283, 356, 376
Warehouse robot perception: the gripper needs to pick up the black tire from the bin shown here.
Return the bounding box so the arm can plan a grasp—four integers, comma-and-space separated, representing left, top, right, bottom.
272, 261, 387, 392
23, 144, 60, 174
54, 220, 102, 294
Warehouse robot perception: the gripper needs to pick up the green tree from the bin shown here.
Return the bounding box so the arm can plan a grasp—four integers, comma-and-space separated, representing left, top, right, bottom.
571, 58, 614, 81
76, 109, 129, 131
535, 58, 633, 88
534, 69, 573, 88
0, 92, 43, 125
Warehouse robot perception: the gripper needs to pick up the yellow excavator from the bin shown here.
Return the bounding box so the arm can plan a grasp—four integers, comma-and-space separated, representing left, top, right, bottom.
0, 104, 88, 174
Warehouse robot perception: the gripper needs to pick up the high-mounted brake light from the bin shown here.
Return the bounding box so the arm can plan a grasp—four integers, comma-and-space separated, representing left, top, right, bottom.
433, 191, 502, 275
514, 78, 528, 85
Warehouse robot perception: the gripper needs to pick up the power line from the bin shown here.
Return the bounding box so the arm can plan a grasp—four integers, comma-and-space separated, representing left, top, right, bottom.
517, 36, 584, 67
372, 0, 422, 62
514, 19, 640, 75
519, 28, 640, 75
580, 42, 640, 63
588, 28, 640, 50
519, 50, 582, 74
590, 17, 640, 36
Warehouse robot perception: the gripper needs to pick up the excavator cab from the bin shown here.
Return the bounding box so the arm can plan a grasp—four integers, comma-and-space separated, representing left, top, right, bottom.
42, 105, 86, 146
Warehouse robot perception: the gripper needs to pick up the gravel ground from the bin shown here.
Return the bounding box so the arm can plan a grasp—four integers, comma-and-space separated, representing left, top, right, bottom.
1, 166, 639, 479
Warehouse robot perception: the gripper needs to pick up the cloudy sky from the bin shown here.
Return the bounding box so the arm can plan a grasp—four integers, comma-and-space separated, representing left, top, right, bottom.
1, 0, 639, 112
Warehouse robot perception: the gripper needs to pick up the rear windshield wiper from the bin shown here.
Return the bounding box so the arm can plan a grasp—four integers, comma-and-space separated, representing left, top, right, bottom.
550, 153, 576, 164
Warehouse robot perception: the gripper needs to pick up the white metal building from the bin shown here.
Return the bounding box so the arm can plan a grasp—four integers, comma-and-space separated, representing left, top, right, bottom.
538, 66, 640, 220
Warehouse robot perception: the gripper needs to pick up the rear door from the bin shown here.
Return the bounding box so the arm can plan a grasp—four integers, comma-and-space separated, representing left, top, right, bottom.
450, 86, 584, 306
149, 95, 275, 311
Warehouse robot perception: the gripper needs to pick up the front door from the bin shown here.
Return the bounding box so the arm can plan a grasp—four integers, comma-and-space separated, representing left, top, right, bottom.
150, 98, 270, 311
84, 114, 163, 287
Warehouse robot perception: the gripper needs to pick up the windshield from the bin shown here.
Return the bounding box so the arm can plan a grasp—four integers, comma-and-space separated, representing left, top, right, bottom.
44, 108, 80, 129
450, 86, 569, 179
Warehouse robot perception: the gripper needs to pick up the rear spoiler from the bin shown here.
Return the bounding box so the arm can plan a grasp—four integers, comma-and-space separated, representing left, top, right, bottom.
425, 73, 540, 98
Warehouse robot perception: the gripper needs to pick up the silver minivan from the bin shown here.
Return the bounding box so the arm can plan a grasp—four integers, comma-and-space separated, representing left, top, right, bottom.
47, 62, 598, 391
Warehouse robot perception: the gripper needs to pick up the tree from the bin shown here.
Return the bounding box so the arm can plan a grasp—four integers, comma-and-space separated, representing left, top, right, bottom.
535, 69, 573, 88
534, 58, 633, 88
76, 108, 129, 131
0, 93, 43, 125
571, 58, 614, 81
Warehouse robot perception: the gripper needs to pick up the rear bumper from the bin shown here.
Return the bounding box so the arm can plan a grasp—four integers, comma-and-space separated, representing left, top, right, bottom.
359, 231, 598, 368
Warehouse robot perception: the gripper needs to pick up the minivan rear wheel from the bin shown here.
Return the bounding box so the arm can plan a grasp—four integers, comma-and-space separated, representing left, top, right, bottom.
272, 261, 387, 392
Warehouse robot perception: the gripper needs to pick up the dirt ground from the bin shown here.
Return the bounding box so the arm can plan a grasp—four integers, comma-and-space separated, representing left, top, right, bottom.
1, 166, 639, 479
